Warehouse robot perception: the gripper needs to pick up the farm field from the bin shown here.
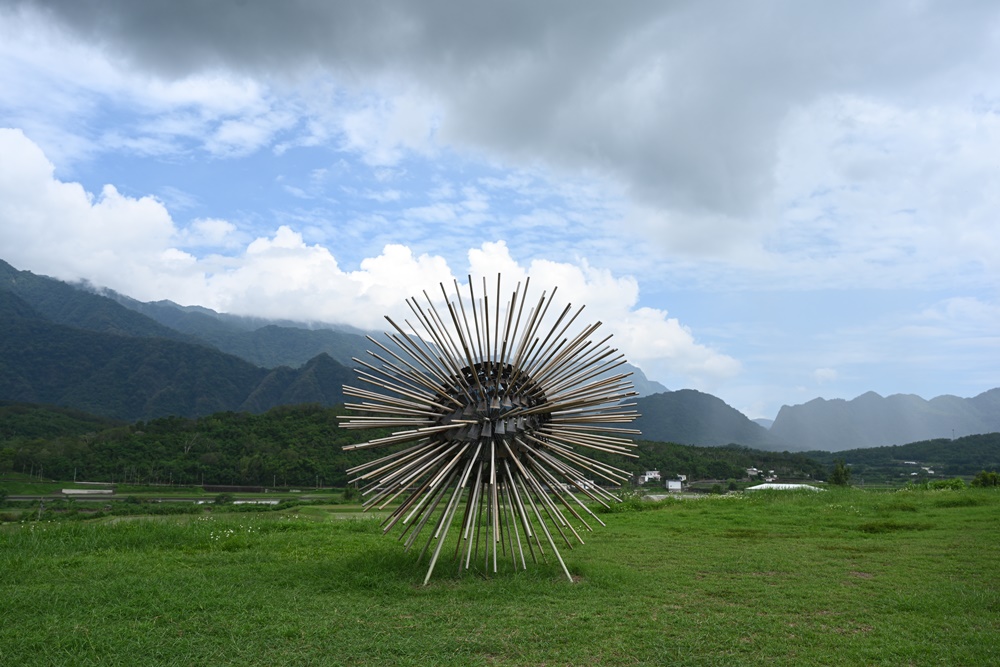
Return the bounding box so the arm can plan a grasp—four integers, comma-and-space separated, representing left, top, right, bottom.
2, 488, 998, 666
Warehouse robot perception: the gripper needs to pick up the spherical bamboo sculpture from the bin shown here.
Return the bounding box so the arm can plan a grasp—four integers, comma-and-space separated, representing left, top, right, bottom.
339, 275, 640, 583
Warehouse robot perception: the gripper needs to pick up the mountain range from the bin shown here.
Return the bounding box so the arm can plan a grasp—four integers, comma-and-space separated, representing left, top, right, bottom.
1, 258, 997, 451
770, 389, 1000, 451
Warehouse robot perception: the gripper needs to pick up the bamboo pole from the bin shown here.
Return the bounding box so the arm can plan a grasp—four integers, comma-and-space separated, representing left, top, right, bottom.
339, 273, 641, 584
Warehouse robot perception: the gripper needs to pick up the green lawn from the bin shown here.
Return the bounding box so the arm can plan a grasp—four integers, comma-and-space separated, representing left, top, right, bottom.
2, 488, 998, 666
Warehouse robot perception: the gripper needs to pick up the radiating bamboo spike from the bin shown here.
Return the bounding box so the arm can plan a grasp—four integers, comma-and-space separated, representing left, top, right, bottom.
341, 385, 440, 411
467, 473, 486, 569
384, 476, 437, 535
521, 453, 593, 532
542, 349, 625, 396
502, 458, 533, 539
505, 288, 545, 379
403, 305, 465, 389
498, 283, 519, 369
541, 425, 638, 449
467, 275, 485, 364
360, 439, 452, 495
346, 440, 428, 475
352, 354, 440, 395
372, 451, 455, 512
352, 355, 454, 407
520, 434, 632, 484
500, 476, 526, 569
482, 276, 491, 364
498, 477, 512, 560
521, 301, 574, 375
529, 320, 602, 385
504, 277, 529, 367
407, 466, 458, 553
529, 306, 590, 379
452, 279, 479, 368
353, 439, 448, 489
521, 468, 573, 582
340, 273, 643, 583
513, 474, 541, 564
503, 443, 573, 540
380, 442, 463, 501
342, 424, 456, 451
446, 300, 486, 397
364, 336, 463, 406
454, 458, 483, 563
422, 288, 465, 364
422, 470, 469, 585
493, 274, 502, 366
382, 321, 452, 387
399, 313, 466, 392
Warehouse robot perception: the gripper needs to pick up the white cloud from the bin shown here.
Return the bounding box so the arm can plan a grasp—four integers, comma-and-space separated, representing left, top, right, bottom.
813, 368, 838, 384
177, 218, 240, 248
0, 128, 178, 288
0, 129, 734, 390
466, 242, 741, 389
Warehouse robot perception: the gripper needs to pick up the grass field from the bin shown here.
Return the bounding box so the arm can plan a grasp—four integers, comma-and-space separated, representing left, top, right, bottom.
2, 487, 998, 666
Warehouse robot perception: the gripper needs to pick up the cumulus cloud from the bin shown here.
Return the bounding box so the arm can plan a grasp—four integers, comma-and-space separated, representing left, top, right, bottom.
0, 128, 178, 287
466, 242, 741, 388
0, 129, 734, 387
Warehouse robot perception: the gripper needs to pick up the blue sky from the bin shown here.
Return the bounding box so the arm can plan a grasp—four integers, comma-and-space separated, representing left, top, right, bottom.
1, 1, 998, 419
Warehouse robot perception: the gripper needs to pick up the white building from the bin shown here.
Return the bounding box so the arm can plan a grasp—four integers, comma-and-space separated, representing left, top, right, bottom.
638, 470, 661, 484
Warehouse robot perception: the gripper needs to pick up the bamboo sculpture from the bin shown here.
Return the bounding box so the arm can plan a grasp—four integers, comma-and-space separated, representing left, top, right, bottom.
339, 275, 641, 583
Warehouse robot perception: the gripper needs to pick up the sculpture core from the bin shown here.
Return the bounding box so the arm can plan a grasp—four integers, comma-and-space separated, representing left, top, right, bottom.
339, 275, 640, 583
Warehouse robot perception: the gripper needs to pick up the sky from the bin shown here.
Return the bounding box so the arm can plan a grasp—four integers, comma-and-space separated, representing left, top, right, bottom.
1, 0, 998, 420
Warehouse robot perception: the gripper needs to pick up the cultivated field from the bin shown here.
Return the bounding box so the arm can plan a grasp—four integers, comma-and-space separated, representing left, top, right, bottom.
2, 488, 998, 666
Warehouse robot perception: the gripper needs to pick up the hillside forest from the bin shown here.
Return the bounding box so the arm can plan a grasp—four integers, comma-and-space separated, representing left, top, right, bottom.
3, 402, 999, 489
1, 402, 830, 488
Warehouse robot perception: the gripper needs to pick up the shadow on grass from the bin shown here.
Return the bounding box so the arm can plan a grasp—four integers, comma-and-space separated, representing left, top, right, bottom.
856, 519, 934, 534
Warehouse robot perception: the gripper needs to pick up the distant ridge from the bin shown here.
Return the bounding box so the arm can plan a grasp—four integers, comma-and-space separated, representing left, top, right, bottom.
95, 273, 668, 396
771, 389, 1000, 451
633, 390, 792, 450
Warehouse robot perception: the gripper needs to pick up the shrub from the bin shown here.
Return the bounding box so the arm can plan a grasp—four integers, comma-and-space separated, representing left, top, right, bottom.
928, 477, 966, 491
971, 470, 1000, 487
829, 460, 851, 486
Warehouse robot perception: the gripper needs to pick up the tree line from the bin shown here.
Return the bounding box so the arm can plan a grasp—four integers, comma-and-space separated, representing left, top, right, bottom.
1, 403, 829, 488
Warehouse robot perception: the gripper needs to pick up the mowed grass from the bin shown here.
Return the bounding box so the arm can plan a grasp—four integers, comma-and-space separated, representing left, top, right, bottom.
1, 488, 998, 666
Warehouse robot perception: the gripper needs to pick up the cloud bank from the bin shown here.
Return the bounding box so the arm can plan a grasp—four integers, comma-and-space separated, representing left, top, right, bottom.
6, 0, 1000, 275
0, 128, 739, 390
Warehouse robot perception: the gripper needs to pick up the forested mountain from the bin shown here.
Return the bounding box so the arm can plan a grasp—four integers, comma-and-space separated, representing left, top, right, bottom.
105, 289, 669, 395
632, 390, 792, 450
3, 259, 997, 452
806, 433, 1000, 480
0, 259, 191, 342
771, 389, 1000, 451
0, 290, 351, 421
100, 292, 376, 369
0, 401, 124, 440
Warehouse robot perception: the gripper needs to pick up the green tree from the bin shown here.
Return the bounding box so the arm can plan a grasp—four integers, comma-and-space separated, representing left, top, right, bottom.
0, 447, 15, 472
971, 470, 1000, 487
829, 459, 851, 486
